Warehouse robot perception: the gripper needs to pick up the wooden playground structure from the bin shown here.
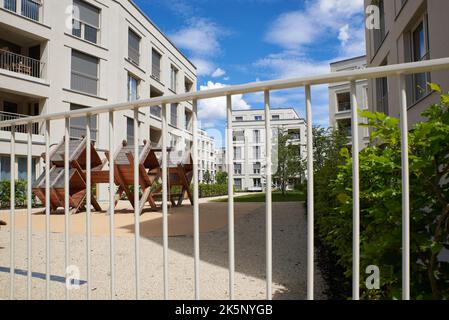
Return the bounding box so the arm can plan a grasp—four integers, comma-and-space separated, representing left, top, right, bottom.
32, 138, 193, 215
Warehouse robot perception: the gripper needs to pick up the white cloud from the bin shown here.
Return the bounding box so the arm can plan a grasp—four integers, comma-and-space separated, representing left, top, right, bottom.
211, 68, 226, 78
198, 81, 251, 127
191, 58, 216, 76
338, 24, 350, 44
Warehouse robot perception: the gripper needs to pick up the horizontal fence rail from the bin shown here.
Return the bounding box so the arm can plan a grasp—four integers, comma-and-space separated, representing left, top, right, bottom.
1, 58, 449, 300
0, 49, 44, 78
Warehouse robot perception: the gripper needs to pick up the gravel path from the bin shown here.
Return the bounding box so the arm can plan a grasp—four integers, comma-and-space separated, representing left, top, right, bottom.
0, 202, 327, 300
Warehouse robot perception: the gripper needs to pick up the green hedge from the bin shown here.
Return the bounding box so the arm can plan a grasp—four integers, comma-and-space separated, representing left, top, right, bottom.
0, 180, 37, 208
199, 183, 229, 198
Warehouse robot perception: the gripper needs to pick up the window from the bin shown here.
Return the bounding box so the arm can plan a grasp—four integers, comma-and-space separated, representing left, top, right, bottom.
170, 65, 178, 92
255, 115, 262, 121
185, 77, 194, 93
69, 104, 98, 141
253, 130, 261, 143
17, 157, 36, 181
128, 29, 140, 65
170, 134, 179, 149
21, 0, 40, 21
373, 0, 386, 53
170, 104, 178, 127
288, 129, 301, 140
185, 110, 192, 131
235, 116, 243, 122
0, 156, 11, 181
337, 92, 351, 112
376, 76, 389, 114
234, 163, 242, 175
233, 131, 244, 143
4, 0, 16, 12
411, 18, 430, 102
253, 162, 261, 174
151, 106, 161, 118
253, 178, 261, 187
72, 0, 100, 44
234, 147, 242, 160
127, 74, 139, 102
127, 117, 134, 145
71, 50, 99, 95
151, 49, 161, 81
253, 146, 261, 159
272, 115, 280, 120
337, 119, 352, 137
234, 178, 242, 191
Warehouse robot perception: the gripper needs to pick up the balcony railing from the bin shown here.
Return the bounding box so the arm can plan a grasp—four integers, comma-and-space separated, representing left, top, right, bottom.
0, 49, 44, 78
0, 111, 39, 134
1, 57, 449, 301
3, 0, 41, 22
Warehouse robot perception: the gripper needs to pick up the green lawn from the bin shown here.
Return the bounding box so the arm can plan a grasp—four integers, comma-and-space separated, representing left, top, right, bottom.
213, 191, 305, 202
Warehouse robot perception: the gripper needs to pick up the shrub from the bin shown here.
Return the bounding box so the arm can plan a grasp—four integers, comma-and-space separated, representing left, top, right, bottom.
0, 180, 37, 208
199, 183, 228, 198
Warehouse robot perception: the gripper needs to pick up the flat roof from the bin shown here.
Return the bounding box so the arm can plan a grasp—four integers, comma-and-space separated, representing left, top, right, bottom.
232, 107, 302, 120
330, 55, 367, 66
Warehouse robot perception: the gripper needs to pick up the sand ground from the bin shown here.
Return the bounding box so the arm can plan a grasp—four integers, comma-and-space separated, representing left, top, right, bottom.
0, 201, 327, 300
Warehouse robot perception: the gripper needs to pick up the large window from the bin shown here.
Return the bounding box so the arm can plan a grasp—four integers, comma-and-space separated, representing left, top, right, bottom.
170, 104, 178, 127
17, 157, 37, 181
170, 65, 178, 92
234, 178, 242, 191
151, 49, 161, 81
127, 117, 134, 145
337, 92, 351, 112
253, 146, 261, 160
376, 76, 389, 114
128, 29, 140, 65
4, 0, 17, 12
411, 18, 430, 103
253, 130, 260, 143
71, 50, 99, 95
72, 0, 100, 44
234, 163, 242, 175
127, 74, 139, 102
22, 0, 40, 21
373, 0, 386, 53
234, 147, 242, 160
0, 156, 11, 181
253, 162, 261, 174
185, 110, 192, 131
69, 104, 98, 141
337, 119, 352, 137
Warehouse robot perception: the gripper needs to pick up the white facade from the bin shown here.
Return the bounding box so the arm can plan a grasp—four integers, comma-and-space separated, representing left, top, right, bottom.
328, 56, 369, 150
231, 108, 306, 192
214, 147, 226, 174
197, 129, 215, 183
0, 0, 197, 201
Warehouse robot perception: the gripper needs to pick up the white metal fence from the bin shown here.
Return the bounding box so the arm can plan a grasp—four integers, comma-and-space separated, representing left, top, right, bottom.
1, 58, 449, 300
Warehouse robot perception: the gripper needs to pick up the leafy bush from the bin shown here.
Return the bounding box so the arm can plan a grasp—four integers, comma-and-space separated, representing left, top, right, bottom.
199, 183, 229, 198
316, 85, 449, 299
0, 180, 37, 208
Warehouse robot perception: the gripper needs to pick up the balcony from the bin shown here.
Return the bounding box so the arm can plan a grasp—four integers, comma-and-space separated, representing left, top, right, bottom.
2, 0, 42, 22
0, 48, 44, 78
0, 111, 39, 134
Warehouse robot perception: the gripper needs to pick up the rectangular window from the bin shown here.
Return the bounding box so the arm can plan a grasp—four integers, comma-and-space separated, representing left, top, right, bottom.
255, 115, 262, 121
185, 110, 192, 131
69, 104, 98, 141
185, 77, 193, 93
253, 130, 260, 143
128, 29, 140, 65
21, 0, 41, 21
411, 18, 430, 102
127, 74, 139, 102
272, 115, 280, 120
170, 65, 178, 92
127, 117, 134, 145
373, 0, 386, 53
4, 0, 16, 12
170, 103, 178, 127
235, 116, 243, 122
253, 146, 261, 159
337, 119, 352, 137
253, 178, 261, 187
234, 147, 242, 160
150, 106, 161, 118
376, 76, 389, 114
0, 156, 11, 181
337, 92, 351, 112
71, 50, 99, 95
72, 0, 100, 44
234, 163, 242, 175
151, 49, 162, 81
234, 178, 242, 190
253, 162, 261, 174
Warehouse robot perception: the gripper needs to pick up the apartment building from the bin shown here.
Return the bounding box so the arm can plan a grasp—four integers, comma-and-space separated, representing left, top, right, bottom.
214, 147, 226, 174
197, 129, 216, 183
364, 0, 449, 124
0, 0, 197, 201
231, 108, 306, 192
329, 55, 370, 150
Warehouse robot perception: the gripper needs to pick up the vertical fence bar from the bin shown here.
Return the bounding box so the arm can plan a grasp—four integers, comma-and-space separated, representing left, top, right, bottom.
109, 111, 115, 299
10, 124, 15, 300
264, 90, 273, 300
305, 85, 314, 300
350, 80, 360, 300
64, 117, 70, 300
226, 95, 235, 300
86, 115, 92, 300
133, 108, 141, 300
399, 75, 410, 300
192, 99, 200, 300
27, 122, 32, 300
161, 103, 169, 300
45, 119, 50, 300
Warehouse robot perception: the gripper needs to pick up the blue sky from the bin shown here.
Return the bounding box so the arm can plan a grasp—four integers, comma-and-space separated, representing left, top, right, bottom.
134, 0, 366, 142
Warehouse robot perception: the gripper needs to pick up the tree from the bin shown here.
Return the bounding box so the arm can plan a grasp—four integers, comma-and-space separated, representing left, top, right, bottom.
273, 128, 304, 195
215, 171, 228, 185
317, 84, 449, 299
203, 170, 212, 184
